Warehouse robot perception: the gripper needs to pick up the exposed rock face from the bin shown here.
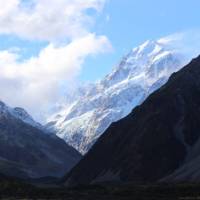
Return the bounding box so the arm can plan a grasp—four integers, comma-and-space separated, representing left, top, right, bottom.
64, 56, 200, 186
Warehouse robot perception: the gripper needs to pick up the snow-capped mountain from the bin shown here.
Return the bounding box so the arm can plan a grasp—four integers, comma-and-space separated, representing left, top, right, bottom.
0, 101, 42, 129
47, 39, 189, 154
0, 100, 82, 178
64, 56, 200, 186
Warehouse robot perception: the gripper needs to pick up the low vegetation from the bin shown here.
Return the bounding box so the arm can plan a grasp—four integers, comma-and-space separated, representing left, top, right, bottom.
1, 179, 200, 200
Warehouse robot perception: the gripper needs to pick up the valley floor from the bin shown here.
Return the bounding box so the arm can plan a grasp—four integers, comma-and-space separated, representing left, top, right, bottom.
1, 181, 200, 200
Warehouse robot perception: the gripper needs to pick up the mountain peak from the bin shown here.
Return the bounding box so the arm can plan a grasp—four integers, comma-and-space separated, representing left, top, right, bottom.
64, 55, 200, 185
135, 40, 159, 54
0, 101, 6, 111
47, 37, 190, 154
0, 101, 6, 107
14, 107, 33, 119
0, 101, 43, 130
0, 100, 82, 179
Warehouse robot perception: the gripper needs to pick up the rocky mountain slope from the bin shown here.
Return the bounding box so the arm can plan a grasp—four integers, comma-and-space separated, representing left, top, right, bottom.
0, 101, 82, 179
0, 101, 43, 129
47, 39, 188, 154
63, 55, 200, 185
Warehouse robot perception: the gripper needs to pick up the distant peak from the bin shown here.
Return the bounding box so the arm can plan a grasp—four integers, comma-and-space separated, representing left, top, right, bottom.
0, 101, 9, 114
131, 39, 164, 58
0, 101, 43, 130
138, 40, 152, 49
0, 101, 6, 107
14, 107, 31, 117
12, 107, 43, 129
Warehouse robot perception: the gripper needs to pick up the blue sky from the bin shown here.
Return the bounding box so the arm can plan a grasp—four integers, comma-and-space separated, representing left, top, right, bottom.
1, 0, 200, 82
0, 0, 199, 119
81, 0, 200, 81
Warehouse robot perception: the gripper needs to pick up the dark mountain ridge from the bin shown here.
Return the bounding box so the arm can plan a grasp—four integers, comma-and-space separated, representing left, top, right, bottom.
0, 101, 82, 179
63, 55, 200, 186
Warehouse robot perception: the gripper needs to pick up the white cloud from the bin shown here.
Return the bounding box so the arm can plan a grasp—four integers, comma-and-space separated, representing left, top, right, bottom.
0, 0, 112, 121
0, 0, 106, 41
0, 34, 112, 117
158, 29, 200, 59
0, 34, 112, 120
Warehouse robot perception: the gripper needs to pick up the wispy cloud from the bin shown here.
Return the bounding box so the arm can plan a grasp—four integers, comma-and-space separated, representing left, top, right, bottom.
159, 29, 200, 59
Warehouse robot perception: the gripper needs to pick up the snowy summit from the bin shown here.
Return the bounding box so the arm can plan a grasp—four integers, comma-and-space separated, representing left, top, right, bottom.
46, 39, 189, 154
